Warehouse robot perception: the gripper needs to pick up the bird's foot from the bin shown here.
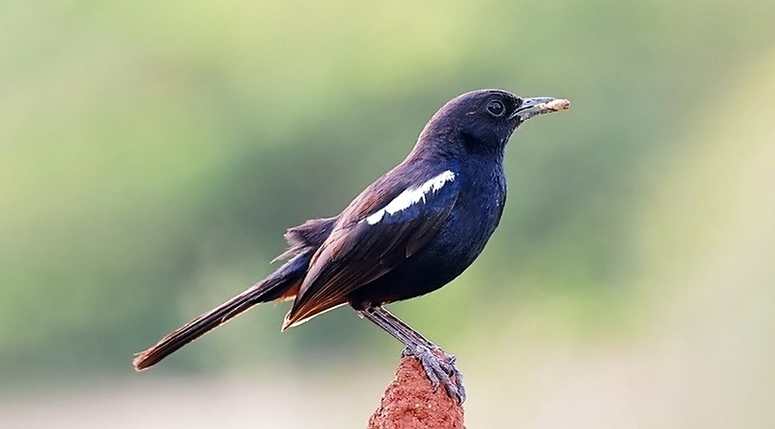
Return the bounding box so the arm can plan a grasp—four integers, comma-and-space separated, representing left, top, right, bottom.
402, 345, 466, 403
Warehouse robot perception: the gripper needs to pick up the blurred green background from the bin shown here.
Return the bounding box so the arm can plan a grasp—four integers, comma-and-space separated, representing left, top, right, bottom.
2, 0, 774, 427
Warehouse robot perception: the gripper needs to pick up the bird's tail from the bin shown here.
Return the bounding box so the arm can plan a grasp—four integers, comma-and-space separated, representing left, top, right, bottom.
132, 253, 311, 371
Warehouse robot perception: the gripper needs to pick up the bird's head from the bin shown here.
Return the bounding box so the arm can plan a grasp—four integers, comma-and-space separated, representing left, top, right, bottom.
416, 89, 570, 156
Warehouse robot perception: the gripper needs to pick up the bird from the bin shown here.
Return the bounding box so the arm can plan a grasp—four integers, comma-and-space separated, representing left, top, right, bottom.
132, 89, 570, 403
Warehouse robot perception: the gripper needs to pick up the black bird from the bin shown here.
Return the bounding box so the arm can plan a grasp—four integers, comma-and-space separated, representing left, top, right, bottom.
133, 89, 569, 402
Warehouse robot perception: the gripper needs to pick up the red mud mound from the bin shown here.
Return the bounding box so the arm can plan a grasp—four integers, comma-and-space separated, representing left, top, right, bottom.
368, 356, 465, 429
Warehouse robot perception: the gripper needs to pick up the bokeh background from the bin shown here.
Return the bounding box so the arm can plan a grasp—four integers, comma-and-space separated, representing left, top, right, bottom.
2, 1, 774, 427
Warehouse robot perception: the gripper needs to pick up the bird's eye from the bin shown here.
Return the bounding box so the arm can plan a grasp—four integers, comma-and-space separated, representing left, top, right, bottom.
486, 100, 505, 117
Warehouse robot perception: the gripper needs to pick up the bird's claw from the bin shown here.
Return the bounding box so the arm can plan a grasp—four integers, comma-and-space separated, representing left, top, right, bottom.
402, 345, 466, 403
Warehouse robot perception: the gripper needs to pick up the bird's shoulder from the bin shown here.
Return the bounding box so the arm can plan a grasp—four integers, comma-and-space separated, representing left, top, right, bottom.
337, 159, 462, 228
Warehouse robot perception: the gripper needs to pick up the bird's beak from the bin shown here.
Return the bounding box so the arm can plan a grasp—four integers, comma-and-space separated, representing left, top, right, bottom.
510, 97, 571, 121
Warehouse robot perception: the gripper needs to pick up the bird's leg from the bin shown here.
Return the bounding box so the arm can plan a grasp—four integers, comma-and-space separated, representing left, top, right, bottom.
357, 306, 466, 403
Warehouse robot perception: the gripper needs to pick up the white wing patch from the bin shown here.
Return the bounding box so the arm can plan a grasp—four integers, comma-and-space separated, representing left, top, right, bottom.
366, 170, 456, 225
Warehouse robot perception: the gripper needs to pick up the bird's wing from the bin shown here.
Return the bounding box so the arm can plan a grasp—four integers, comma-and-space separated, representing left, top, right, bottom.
284, 169, 460, 327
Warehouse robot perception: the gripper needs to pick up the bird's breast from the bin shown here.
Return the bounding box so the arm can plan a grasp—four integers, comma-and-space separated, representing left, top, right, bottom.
437, 168, 507, 261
